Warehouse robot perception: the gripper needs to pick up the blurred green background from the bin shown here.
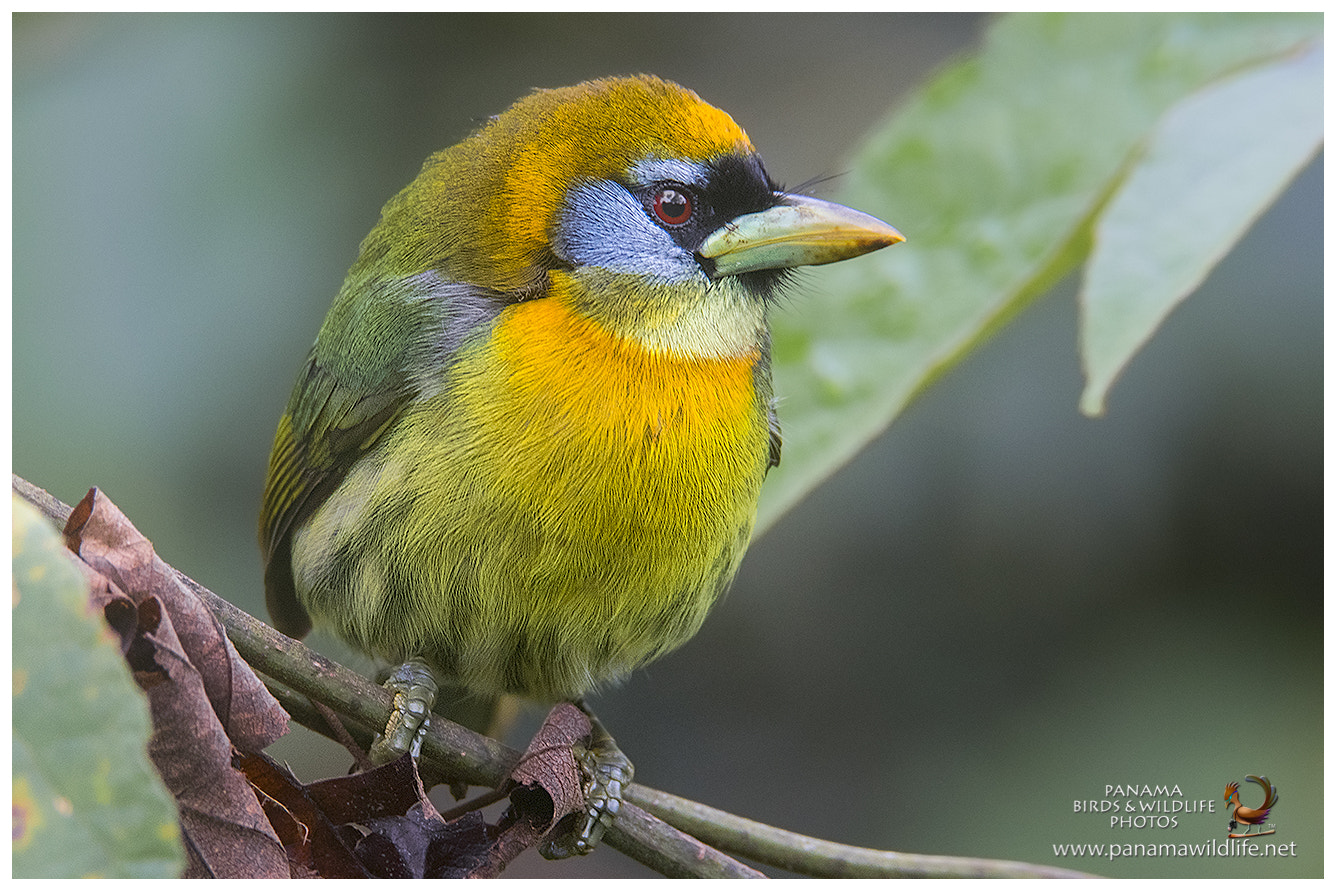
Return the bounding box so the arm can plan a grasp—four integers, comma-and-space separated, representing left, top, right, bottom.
13, 13, 1321, 878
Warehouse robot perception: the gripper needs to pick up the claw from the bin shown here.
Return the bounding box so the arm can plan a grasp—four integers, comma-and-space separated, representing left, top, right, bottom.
368, 657, 438, 765
571, 742, 632, 853
540, 704, 633, 858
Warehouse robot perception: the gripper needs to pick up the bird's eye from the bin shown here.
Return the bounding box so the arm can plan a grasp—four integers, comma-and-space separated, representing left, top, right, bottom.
651, 187, 693, 226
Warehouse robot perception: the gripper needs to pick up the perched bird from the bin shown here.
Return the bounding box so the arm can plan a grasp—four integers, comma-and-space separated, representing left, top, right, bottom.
1225, 775, 1279, 835
259, 74, 902, 855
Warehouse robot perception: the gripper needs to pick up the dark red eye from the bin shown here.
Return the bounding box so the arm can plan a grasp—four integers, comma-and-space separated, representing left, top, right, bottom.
651, 187, 692, 226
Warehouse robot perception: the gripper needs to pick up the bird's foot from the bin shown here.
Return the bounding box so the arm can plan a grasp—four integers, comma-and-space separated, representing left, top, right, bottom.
540, 704, 633, 858
368, 657, 438, 765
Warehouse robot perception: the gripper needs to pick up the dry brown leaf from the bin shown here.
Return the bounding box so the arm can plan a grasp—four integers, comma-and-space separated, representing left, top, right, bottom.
63, 488, 290, 877
474, 701, 593, 876
238, 751, 372, 878
243, 750, 499, 878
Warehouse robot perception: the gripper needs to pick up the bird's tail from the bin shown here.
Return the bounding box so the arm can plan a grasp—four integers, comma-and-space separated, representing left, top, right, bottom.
1246, 775, 1279, 815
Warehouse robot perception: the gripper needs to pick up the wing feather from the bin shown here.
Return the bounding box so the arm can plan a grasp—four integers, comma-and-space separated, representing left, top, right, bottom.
259, 353, 411, 637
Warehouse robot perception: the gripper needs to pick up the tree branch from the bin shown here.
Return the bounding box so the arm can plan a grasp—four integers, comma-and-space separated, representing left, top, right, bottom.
629, 786, 1096, 878
12, 473, 1098, 879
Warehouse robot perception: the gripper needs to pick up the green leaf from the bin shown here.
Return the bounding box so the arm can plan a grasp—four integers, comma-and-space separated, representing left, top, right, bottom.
759, 12, 1320, 533
11, 495, 183, 878
1078, 42, 1323, 416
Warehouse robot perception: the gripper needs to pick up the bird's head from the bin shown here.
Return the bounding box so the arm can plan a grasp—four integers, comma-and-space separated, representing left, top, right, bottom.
1224, 782, 1240, 805
359, 75, 903, 357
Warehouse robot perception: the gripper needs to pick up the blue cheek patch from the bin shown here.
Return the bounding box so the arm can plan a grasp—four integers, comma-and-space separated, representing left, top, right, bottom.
555, 180, 699, 283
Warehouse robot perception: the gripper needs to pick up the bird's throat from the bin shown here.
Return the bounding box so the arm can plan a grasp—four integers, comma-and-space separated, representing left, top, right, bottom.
550, 268, 768, 361
487, 291, 766, 458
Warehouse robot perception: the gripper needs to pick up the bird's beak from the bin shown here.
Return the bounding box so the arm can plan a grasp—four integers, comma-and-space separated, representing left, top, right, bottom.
698, 193, 904, 278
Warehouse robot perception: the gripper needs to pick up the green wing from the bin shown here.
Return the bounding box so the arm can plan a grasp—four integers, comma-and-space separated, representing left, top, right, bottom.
258, 268, 444, 638
259, 268, 509, 637
258, 349, 411, 638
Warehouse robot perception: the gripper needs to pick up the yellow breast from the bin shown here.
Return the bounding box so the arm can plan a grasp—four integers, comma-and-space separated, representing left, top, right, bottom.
475, 288, 768, 539
295, 287, 772, 700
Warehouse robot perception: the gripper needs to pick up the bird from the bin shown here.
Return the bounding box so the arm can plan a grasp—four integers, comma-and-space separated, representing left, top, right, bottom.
258, 74, 903, 856
1224, 775, 1278, 835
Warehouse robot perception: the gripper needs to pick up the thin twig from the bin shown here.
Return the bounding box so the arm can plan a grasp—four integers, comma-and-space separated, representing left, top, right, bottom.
629, 786, 1100, 879
311, 699, 375, 772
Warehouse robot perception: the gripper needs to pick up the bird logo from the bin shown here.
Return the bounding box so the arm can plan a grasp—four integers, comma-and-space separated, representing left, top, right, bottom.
1224, 775, 1278, 838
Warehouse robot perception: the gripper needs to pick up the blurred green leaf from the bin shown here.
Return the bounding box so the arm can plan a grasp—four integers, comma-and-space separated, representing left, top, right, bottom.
1079, 42, 1322, 415
12, 495, 182, 878
759, 11, 1320, 532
